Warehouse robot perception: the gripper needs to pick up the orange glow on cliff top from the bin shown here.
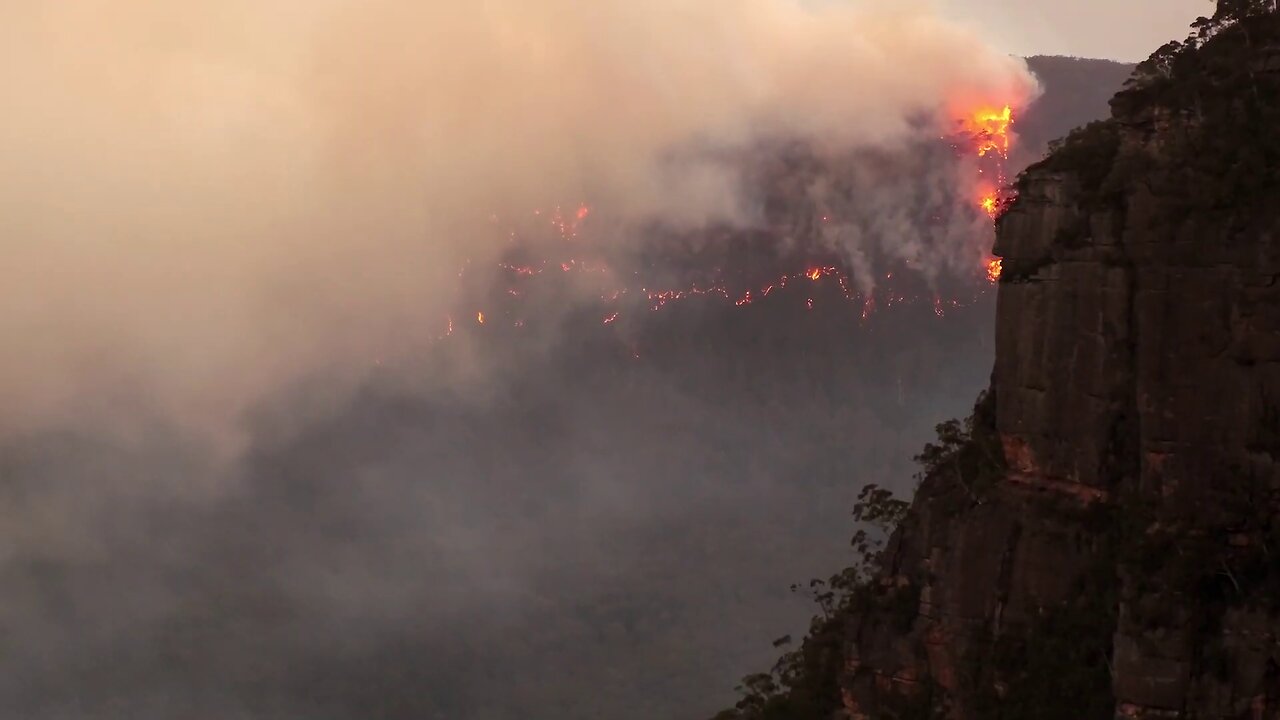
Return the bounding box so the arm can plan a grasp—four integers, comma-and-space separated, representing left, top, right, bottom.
980, 193, 999, 218
956, 102, 1016, 283
986, 257, 1002, 283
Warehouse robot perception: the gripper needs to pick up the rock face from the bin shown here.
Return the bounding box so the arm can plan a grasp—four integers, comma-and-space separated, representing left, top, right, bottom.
840, 14, 1280, 720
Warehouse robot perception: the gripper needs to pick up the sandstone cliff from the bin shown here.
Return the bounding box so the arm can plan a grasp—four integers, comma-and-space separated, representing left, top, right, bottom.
716, 6, 1280, 720
843, 9, 1280, 719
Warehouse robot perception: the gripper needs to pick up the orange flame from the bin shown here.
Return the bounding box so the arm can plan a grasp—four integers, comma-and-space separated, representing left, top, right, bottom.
959, 104, 1015, 220
959, 103, 1016, 278
477, 311, 486, 324
965, 105, 1014, 159
980, 193, 998, 218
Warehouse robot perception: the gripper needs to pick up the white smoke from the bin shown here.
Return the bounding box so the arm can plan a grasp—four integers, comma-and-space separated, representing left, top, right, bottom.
0, 0, 1035, 443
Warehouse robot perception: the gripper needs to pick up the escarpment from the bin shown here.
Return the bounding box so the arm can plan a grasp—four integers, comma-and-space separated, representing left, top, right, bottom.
847, 11, 1280, 719
714, 7, 1280, 720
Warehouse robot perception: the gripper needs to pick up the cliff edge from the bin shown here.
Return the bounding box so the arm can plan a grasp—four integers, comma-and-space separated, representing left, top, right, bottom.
716, 5, 1280, 719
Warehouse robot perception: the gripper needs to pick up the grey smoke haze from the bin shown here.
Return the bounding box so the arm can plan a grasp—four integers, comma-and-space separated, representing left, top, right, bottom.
2, 305, 996, 719
943, 0, 1209, 61
1, 0, 1032, 442
0, 1, 1054, 718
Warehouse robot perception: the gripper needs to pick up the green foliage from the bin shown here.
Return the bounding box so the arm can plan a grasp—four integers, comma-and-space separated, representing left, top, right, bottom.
715, 393, 1009, 720
851, 484, 910, 534
1212, 0, 1278, 25
1115, 9, 1280, 218
714, 480, 917, 720
1035, 121, 1123, 193
1018, 6, 1280, 244
913, 390, 1005, 511
715, 611, 849, 720
1125, 2, 1276, 94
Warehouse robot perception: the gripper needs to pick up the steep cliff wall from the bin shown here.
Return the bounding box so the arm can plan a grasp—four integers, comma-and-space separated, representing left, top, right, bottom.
839, 10, 1280, 720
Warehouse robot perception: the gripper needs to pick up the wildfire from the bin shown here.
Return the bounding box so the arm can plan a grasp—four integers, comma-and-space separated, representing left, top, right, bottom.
428, 100, 1021, 348
957, 103, 1016, 226
965, 105, 1014, 159
980, 193, 999, 218
503, 258, 986, 330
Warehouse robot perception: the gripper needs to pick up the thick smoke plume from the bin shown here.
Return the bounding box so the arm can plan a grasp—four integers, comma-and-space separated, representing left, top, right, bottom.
1, 0, 1034, 440
0, 4, 1041, 718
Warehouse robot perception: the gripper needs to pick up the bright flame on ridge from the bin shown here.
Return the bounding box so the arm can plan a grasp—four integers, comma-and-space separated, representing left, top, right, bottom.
957, 103, 1016, 280
986, 257, 1002, 283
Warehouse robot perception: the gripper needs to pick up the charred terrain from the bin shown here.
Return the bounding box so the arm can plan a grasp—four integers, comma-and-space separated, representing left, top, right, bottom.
713, 5, 1280, 720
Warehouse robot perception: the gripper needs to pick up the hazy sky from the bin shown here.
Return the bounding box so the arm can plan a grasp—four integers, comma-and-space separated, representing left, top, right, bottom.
945, 0, 1210, 60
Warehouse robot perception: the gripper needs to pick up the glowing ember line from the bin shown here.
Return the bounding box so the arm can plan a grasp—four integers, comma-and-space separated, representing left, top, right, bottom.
434, 102, 1022, 344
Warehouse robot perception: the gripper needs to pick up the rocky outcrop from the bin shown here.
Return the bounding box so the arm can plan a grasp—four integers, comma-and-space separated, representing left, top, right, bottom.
839, 12, 1280, 720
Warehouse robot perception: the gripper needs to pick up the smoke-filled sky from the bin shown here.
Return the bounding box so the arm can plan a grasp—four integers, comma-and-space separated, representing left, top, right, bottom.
0, 0, 1035, 446
0, 1, 1175, 718
945, 0, 1209, 60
